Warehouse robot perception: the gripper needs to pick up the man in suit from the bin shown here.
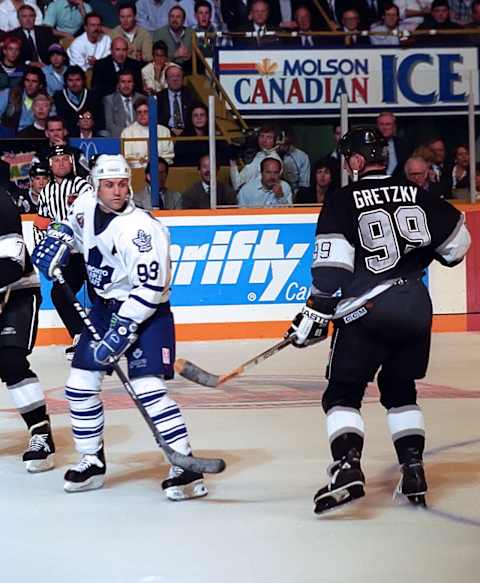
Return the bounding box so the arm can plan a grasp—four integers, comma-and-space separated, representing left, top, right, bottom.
104, 70, 143, 137
156, 64, 195, 136
12, 4, 56, 66
91, 36, 143, 100
134, 156, 182, 209
320, 0, 379, 28
235, 0, 279, 47
289, 5, 324, 47
376, 111, 411, 176
182, 154, 237, 209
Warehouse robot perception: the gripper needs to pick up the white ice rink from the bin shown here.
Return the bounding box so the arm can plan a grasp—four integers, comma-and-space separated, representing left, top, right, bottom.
1, 334, 479, 583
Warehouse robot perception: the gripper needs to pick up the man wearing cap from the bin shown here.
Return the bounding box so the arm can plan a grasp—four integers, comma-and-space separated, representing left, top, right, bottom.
9, 163, 51, 214
12, 4, 56, 66
43, 43, 69, 96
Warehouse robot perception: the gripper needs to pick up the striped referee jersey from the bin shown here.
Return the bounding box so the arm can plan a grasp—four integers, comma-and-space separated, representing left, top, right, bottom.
33, 176, 94, 244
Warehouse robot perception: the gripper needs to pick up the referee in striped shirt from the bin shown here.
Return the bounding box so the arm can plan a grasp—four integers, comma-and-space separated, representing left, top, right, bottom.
34, 145, 94, 356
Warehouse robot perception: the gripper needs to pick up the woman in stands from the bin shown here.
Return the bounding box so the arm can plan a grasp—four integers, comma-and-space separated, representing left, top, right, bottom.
295, 158, 337, 204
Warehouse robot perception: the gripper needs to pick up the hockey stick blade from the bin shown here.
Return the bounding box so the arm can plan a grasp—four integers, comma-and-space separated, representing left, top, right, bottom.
176, 337, 293, 388
53, 268, 226, 475
175, 358, 221, 387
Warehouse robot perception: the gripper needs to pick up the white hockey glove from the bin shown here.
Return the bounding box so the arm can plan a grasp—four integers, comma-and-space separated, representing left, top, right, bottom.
286, 295, 338, 348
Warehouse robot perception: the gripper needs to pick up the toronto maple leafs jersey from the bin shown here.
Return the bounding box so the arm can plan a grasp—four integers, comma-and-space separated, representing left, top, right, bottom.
312, 173, 471, 318
65, 193, 171, 324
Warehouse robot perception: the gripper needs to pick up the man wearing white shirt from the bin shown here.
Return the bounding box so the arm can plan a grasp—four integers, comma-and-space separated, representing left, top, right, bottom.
67, 12, 112, 71
238, 157, 293, 208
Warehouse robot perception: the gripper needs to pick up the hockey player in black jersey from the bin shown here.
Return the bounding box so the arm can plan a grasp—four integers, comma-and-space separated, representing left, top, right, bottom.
287, 127, 471, 514
0, 188, 55, 472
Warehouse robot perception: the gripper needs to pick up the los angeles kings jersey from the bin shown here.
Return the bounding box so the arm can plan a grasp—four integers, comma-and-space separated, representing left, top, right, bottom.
66, 193, 171, 324
312, 173, 471, 318
0, 190, 39, 291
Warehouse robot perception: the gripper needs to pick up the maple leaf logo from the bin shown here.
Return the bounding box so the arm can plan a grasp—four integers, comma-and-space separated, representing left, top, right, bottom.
256, 58, 278, 76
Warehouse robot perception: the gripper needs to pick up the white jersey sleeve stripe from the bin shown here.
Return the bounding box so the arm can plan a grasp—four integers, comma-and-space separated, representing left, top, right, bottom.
435, 216, 471, 265
312, 234, 355, 272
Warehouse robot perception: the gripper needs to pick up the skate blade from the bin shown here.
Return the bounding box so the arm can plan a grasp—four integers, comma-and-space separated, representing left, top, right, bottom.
314, 484, 365, 516
64, 475, 105, 493
24, 455, 55, 473
164, 480, 208, 501
393, 480, 427, 504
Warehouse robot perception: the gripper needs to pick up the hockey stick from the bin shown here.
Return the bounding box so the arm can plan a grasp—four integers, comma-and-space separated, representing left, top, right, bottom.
175, 337, 293, 388
52, 268, 226, 475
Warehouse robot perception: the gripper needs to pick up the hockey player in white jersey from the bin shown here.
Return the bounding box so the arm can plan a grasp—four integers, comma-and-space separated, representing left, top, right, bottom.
32, 155, 208, 499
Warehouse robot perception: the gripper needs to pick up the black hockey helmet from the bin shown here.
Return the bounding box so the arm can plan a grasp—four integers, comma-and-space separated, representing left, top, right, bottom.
337, 127, 387, 165
47, 144, 75, 160
29, 162, 51, 179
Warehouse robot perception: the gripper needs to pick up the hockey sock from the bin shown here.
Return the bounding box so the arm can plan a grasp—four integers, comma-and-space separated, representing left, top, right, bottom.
65, 368, 104, 454
387, 405, 425, 464
21, 405, 48, 430
326, 407, 365, 460
131, 376, 191, 455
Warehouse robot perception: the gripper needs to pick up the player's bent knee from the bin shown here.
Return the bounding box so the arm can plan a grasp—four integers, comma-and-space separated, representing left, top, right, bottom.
378, 374, 417, 409
322, 381, 366, 413
0, 348, 32, 386
65, 367, 103, 393
130, 375, 167, 396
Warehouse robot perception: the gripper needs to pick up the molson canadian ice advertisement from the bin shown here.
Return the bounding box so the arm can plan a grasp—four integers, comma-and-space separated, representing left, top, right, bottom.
215, 47, 479, 116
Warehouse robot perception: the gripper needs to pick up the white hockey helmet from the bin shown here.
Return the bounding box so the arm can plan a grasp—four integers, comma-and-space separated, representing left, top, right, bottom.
91, 154, 132, 192
91, 154, 135, 214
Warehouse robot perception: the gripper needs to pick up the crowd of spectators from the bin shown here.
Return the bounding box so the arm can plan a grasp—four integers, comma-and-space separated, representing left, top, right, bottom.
0, 0, 478, 212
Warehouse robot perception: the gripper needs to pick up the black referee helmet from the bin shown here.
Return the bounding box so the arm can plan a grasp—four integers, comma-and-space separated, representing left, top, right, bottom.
337, 127, 387, 165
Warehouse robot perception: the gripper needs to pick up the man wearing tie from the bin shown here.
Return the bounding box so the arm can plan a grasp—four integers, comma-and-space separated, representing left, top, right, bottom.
103, 70, 143, 137
12, 4, 56, 65
289, 5, 323, 47
235, 0, 279, 47
156, 64, 195, 136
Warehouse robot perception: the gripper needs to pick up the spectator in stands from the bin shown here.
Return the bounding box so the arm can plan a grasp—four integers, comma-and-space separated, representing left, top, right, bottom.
67, 12, 111, 72
428, 137, 450, 186
156, 64, 195, 135
91, 36, 143, 99
142, 40, 173, 94
450, 144, 470, 191
289, 5, 323, 48
0, 65, 46, 135
137, 0, 172, 32
370, 3, 408, 45
74, 109, 99, 138
376, 111, 410, 175
404, 155, 446, 197
449, 0, 474, 24
88, 0, 127, 29
111, 2, 153, 62
43, 43, 68, 95
415, 0, 463, 45
0, 0, 43, 32
12, 4, 56, 66
319, 0, 378, 28
192, 0, 229, 58
54, 65, 100, 134
235, 0, 278, 47
104, 70, 143, 137
338, 8, 370, 45
230, 125, 282, 191
17, 92, 51, 138
174, 102, 210, 166
394, 1, 430, 31
238, 157, 292, 208
44, 0, 92, 39
134, 156, 182, 209
153, 5, 193, 67
182, 154, 236, 208
34, 115, 89, 175
295, 158, 336, 204
122, 96, 174, 168
0, 35, 25, 89
277, 127, 311, 194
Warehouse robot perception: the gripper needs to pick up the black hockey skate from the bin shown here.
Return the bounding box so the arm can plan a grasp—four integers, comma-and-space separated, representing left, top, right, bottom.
162, 466, 208, 501
314, 448, 365, 515
64, 447, 106, 493
22, 420, 55, 473
395, 460, 428, 507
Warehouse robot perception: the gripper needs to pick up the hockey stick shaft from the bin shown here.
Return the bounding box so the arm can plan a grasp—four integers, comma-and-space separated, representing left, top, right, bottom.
53, 268, 225, 475
175, 337, 293, 387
